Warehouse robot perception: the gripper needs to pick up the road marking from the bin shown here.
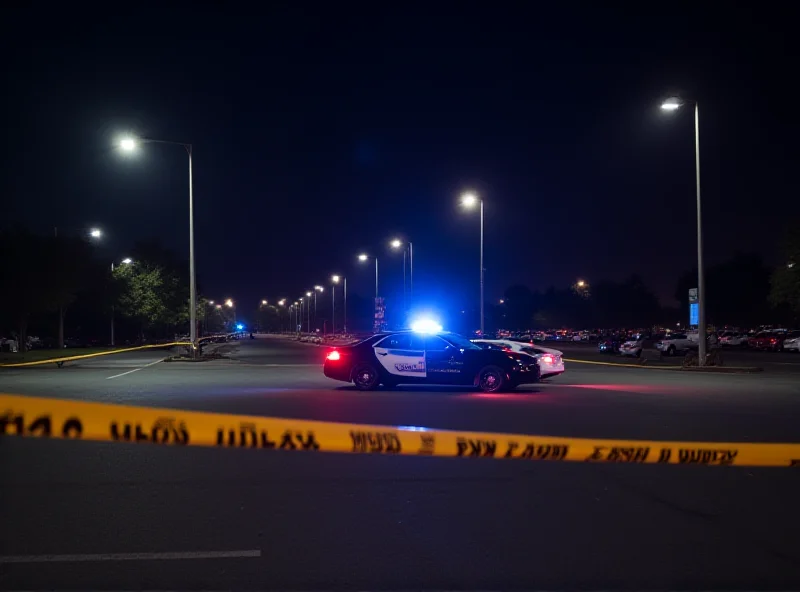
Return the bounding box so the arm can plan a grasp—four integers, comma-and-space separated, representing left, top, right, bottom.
106, 358, 164, 380
0, 549, 261, 563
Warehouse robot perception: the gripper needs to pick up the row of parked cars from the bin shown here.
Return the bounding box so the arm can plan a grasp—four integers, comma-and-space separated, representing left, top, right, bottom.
596, 329, 800, 357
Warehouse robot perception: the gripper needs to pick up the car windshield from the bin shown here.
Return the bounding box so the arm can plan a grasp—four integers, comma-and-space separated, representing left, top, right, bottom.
440, 333, 481, 350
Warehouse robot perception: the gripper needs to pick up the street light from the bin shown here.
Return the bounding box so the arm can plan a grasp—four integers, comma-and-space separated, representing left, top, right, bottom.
313, 286, 323, 332
118, 134, 198, 354
661, 96, 706, 365
577, 280, 585, 288
390, 237, 414, 311
332, 275, 340, 336
89, 228, 102, 238
110, 257, 133, 346
358, 253, 379, 299
461, 191, 484, 336
261, 299, 268, 306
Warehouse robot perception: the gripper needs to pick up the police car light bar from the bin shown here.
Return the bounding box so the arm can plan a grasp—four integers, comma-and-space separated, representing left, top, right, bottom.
410, 319, 443, 333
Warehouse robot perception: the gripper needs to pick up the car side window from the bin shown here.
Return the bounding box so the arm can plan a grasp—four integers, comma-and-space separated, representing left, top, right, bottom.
423, 336, 451, 351
376, 334, 412, 350
522, 347, 542, 355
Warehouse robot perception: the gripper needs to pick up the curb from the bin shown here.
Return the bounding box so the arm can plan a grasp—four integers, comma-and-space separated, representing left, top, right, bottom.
679, 366, 763, 374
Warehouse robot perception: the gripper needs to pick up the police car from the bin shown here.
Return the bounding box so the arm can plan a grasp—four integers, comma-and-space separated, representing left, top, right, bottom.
323, 329, 540, 392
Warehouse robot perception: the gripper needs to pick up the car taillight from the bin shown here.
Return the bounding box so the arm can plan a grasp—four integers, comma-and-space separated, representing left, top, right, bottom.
326, 350, 340, 361
770, 338, 778, 343
541, 354, 554, 364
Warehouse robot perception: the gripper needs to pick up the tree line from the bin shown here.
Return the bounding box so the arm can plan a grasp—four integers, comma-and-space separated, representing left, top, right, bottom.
491, 244, 798, 332
0, 229, 213, 352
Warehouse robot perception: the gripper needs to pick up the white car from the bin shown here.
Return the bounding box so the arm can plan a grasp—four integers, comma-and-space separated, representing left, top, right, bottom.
718, 331, 749, 347
782, 332, 800, 352
619, 338, 644, 357
654, 333, 695, 356
473, 339, 565, 379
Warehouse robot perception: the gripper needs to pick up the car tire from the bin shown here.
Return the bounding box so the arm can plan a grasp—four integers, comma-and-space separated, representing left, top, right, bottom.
352, 363, 380, 391
667, 345, 676, 356
477, 365, 506, 393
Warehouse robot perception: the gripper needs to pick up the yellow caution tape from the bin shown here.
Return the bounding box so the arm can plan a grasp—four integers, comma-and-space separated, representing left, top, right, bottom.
0, 336, 226, 368
2, 394, 799, 467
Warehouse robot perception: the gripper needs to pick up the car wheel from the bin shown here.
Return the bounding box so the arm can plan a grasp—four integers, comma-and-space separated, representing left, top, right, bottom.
477, 365, 506, 393
667, 345, 676, 356
352, 363, 380, 391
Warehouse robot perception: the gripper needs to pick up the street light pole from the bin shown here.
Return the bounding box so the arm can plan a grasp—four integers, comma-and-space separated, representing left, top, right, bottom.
694, 101, 706, 366
111, 261, 116, 347
409, 242, 413, 307
344, 277, 348, 334
661, 98, 706, 365
478, 199, 484, 336
118, 137, 197, 355
188, 145, 197, 352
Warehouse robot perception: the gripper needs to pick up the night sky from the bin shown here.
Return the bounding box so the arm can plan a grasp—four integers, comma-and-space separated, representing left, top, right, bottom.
5, 4, 797, 321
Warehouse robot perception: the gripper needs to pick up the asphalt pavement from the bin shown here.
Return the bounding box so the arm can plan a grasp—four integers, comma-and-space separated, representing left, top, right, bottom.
2, 336, 800, 590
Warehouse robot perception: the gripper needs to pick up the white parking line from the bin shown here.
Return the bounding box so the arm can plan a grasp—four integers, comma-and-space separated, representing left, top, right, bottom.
106, 358, 164, 380
0, 549, 261, 563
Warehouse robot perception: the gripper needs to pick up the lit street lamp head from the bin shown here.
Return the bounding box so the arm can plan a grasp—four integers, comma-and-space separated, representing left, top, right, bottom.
332, 275, 340, 283
208, 300, 215, 305
278, 299, 286, 306
661, 98, 682, 111
119, 137, 138, 151
390, 239, 402, 249
577, 280, 586, 287
89, 228, 102, 238
121, 258, 133, 265
261, 300, 268, 305
315, 285, 324, 292
225, 298, 234, 307
358, 254, 368, 262
306, 292, 312, 297
461, 192, 478, 208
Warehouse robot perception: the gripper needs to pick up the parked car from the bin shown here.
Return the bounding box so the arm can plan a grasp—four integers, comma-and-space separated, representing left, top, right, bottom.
783, 332, 800, 353
719, 331, 749, 347
750, 331, 787, 352
619, 336, 645, 357
473, 339, 565, 379
598, 335, 626, 354
654, 333, 694, 356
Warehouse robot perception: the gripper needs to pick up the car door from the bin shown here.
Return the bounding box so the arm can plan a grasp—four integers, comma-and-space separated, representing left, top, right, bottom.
423, 335, 465, 384
373, 334, 426, 379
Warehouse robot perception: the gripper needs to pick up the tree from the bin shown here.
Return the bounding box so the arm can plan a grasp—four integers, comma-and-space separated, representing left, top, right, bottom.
0, 229, 51, 351
113, 260, 186, 339
769, 225, 800, 324
43, 235, 101, 348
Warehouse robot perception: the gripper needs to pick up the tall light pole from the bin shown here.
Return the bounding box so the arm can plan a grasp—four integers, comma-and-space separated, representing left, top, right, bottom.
461, 191, 484, 335
119, 136, 198, 354
277, 299, 286, 332
358, 254, 378, 299
225, 298, 235, 331
110, 257, 132, 346
332, 275, 341, 336
305, 292, 312, 332
390, 238, 413, 311
661, 97, 706, 365
314, 286, 323, 331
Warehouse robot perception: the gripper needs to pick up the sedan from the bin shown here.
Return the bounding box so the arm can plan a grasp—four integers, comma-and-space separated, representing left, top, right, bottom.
472, 339, 565, 379
323, 331, 540, 392
619, 337, 644, 357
